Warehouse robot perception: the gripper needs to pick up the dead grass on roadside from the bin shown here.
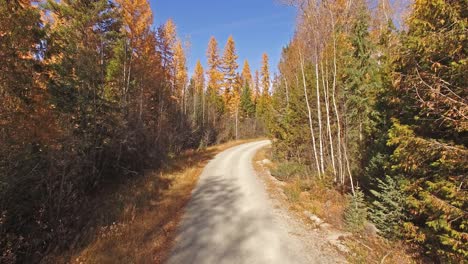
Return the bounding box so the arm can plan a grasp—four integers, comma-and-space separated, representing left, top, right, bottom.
253, 145, 416, 264
253, 146, 346, 228
345, 236, 417, 264
47, 140, 254, 264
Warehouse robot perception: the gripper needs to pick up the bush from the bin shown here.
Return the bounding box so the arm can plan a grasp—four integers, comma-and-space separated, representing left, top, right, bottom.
271, 162, 307, 181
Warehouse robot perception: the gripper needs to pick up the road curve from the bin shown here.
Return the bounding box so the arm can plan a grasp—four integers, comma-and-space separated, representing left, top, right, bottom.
166, 140, 312, 264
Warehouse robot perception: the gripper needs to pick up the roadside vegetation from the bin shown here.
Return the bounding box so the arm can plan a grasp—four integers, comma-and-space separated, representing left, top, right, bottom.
51, 140, 252, 264
256, 146, 420, 263
262, 0, 467, 262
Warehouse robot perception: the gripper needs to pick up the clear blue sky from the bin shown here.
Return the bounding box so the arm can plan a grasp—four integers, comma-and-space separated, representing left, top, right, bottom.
149, 0, 297, 77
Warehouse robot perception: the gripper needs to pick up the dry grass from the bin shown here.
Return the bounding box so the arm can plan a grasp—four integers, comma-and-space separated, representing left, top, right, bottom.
345, 236, 417, 264
253, 145, 416, 264
253, 145, 346, 228
45, 140, 255, 264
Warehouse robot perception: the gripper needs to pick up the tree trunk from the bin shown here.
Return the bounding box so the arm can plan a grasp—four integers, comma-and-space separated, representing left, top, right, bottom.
323, 60, 337, 180
315, 53, 325, 175
300, 51, 321, 178
329, 11, 345, 185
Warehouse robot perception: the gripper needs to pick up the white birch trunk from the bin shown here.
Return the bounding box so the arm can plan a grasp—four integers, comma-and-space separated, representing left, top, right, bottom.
315, 54, 325, 174
323, 60, 337, 180
300, 52, 321, 178
330, 12, 345, 185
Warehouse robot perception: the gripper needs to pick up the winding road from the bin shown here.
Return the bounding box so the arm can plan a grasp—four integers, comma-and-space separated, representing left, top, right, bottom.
167, 140, 341, 264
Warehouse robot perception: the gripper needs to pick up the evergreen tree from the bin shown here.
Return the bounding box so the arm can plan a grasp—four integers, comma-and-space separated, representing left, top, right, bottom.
388, 0, 467, 260
341, 0, 380, 174
344, 189, 368, 233
240, 83, 255, 118
369, 175, 406, 239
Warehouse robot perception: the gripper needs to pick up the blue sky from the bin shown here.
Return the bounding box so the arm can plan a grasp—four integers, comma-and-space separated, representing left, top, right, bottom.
149, 0, 297, 76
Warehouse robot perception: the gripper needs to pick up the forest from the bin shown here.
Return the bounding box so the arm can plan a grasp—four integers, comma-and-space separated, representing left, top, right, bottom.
0, 0, 466, 263
266, 0, 466, 262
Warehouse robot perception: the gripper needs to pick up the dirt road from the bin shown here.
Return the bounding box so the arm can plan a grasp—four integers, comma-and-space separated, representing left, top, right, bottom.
167, 140, 344, 264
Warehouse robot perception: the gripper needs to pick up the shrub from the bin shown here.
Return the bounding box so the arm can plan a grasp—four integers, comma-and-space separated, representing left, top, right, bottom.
271, 162, 307, 181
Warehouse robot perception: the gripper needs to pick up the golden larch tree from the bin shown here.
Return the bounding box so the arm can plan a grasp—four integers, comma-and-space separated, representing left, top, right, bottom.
222, 35, 239, 111
260, 53, 270, 96
173, 39, 188, 111
254, 69, 260, 99
206, 36, 223, 96
163, 18, 177, 50
163, 18, 178, 91
194, 60, 205, 94
241, 59, 253, 89
117, 0, 153, 50
173, 39, 188, 94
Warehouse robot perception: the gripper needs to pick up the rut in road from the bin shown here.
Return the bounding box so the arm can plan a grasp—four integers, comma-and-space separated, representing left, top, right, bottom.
166, 140, 343, 264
